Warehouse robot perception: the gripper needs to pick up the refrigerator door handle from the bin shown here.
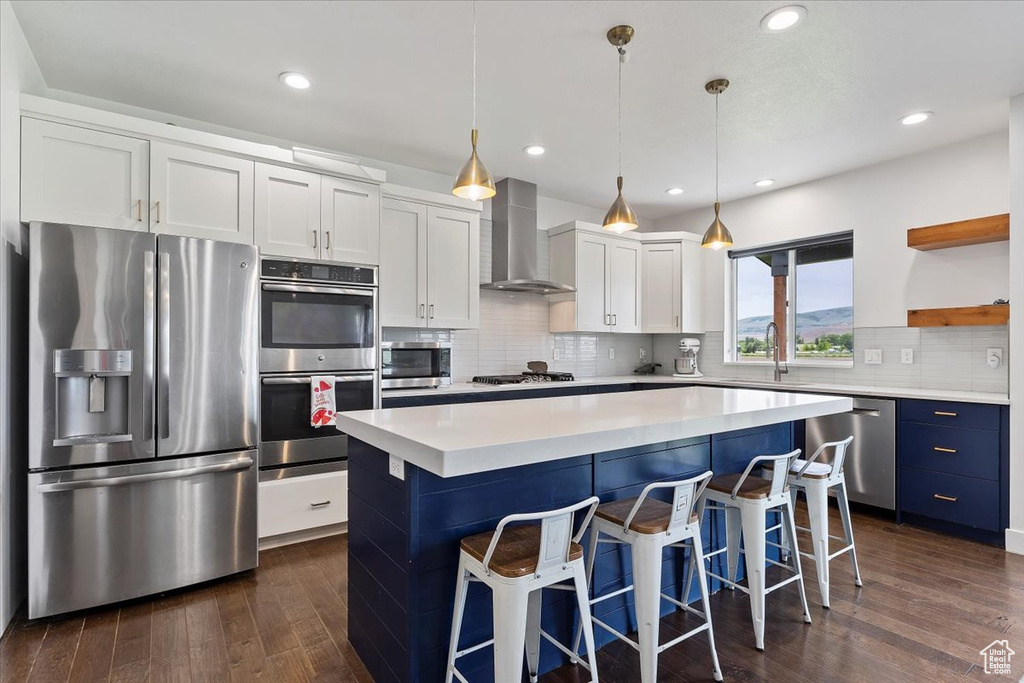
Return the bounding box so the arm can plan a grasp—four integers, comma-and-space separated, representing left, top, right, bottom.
158, 248, 170, 440
143, 248, 156, 441
35, 457, 255, 493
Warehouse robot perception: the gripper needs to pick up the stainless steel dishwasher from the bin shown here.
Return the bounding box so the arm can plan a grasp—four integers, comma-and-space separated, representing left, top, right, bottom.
804, 397, 896, 510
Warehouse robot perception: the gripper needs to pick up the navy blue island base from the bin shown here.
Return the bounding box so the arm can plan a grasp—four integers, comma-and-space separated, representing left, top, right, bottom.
347, 421, 794, 683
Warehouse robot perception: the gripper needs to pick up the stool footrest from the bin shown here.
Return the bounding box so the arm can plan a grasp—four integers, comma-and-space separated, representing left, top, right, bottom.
541, 629, 591, 673
764, 573, 803, 594
591, 616, 641, 653
590, 584, 634, 606
454, 638, 494, 659
659, 622, 711, 653
828, 544, 855, 561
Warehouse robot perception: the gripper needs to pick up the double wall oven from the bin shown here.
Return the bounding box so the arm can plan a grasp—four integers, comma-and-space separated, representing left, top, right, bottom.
259, 258, 378, 476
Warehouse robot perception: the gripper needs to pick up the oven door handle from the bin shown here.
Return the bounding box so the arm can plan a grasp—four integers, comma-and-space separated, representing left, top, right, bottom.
261, 374, 376, 386
261, 283, 374, 297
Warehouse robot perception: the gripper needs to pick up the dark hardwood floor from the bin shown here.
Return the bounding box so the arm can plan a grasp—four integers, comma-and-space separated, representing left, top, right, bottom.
2, 505, 1022, 682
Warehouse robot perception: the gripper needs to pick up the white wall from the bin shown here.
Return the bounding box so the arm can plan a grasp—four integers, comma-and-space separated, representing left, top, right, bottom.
653, 132, 1010, 332
1008, 93, 1024, 555
0, 0, 45, 632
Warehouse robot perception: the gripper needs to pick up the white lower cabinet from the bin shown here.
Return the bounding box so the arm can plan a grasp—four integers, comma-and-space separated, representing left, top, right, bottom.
258, 470, 348, 539
150, 141, 255, 243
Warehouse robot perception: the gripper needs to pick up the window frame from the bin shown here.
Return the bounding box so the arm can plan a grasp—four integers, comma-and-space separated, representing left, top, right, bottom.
724, 233, 854, 368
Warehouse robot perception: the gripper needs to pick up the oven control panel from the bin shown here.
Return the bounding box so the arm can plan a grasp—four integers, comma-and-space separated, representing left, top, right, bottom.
261, 259, 376, 285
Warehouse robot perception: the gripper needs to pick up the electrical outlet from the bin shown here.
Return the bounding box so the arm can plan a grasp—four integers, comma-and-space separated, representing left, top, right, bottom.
988, 347, 1003, 369
608, 347, 616, 360
639, 347, 647, 362
388, 454, 405, 480
553, 347, 562, 361
901, 348, 914, 364
864, 349, 883, 365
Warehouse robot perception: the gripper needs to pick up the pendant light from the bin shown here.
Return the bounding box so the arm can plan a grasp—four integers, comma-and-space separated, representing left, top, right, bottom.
452, 0, 496, 201
701, 78, 734, 250
602, 25, 639, 234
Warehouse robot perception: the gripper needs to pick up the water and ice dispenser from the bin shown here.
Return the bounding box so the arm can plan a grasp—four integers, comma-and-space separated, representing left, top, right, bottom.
53, 349, 133, 446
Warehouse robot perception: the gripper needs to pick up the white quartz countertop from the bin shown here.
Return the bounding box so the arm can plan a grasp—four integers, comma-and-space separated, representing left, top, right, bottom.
340, 386, 853, 478
383, 374, 1009, 406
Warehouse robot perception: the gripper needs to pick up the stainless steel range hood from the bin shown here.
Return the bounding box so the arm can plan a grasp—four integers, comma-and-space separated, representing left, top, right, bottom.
481, 178, 575, 294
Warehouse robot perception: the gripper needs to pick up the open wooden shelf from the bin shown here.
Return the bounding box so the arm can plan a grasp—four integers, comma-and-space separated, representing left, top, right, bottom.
907, 305, 1009, 327
907, 213, 1009, 251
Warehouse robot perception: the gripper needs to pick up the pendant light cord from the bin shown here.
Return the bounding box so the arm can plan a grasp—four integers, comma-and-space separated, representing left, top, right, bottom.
617, 50, 623, 176
472, 0, 477, 130
714, 92, 719, 202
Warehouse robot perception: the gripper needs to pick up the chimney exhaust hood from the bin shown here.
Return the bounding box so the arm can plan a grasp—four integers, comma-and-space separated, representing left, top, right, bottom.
481, 178, 575, 294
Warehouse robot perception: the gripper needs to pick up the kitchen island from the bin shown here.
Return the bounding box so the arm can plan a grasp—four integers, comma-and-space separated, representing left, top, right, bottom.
339, 386, 853, 683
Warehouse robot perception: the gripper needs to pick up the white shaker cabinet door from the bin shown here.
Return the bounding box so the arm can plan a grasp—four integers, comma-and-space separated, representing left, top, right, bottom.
21, 118, 150, 231
609, 240, 642, 333
575, 233, 611, 332
321, 177, 380, 265
642, 243, 682, 334
425, 207, 479, 329
680, 240, 706, 334
150, 142, 254, 244
380, 199, 428, 327
254, 164, 321, 259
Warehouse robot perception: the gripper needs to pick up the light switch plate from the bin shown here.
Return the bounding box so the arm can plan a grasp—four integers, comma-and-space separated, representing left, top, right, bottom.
864, 348, 883, 365
901, 348, 914, 364
988, 347, 1003, 368
388, 454, 405, 480
608, 347, 616, 360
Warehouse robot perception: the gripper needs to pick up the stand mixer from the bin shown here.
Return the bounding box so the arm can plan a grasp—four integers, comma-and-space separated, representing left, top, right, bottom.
673, 338, 703, 378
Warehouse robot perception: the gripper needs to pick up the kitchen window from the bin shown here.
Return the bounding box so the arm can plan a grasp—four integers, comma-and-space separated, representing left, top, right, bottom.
727, 232, 853, 365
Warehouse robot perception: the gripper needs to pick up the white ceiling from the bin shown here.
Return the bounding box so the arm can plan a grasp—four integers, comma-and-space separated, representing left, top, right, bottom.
12, 0, 1024, 220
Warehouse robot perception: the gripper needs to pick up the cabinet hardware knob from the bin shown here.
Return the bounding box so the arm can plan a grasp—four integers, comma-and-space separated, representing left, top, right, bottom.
312, 230, 317, 249
933, 411, 957, 417
933, 446, 957, 454
932, 493, 958, 503
310, 500, 331, 508
136, 199, 142, 222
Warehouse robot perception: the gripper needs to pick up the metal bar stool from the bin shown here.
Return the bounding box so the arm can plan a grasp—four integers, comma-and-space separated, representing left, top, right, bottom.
571, 471, 724, 683
687, 450, 812, 651
766, 436, 862, 608
445, 496, 602, 683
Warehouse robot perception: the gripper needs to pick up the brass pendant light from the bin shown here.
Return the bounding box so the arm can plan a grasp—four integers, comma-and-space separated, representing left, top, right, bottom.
701, 78, 734, 250
602, 25, 638, 234
452, 0, 496, 201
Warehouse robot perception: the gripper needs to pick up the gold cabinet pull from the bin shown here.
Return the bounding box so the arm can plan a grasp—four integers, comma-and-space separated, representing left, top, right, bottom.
933, 493, 958, 503
154, 201, 161, 223
933, 411, 957, 417
325, 231, 331, 250
135, 199, 142, 222
933, 446, 957, 454
419, 303, 425, 319
312, 230, 317, 249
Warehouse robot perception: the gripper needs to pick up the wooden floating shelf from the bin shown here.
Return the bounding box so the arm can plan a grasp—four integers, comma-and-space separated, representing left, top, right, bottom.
907, 213, 1009, 251
907, 305, 1009, 327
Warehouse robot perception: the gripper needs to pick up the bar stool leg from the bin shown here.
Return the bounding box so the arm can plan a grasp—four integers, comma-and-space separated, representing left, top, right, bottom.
783, 497, 813, 625
631, 535, 663, 683
725, 506, 742, 590
682, 498, 708, 601
738, 505, 768, 651
804, 481, 831, 608
572, 563, 601, 683
445, 555, 471, 683
525, 589, 542, 683
783, 488, 799, 562
571, 524, 601, 663
835, 480, 863, 587
692, 539, 724, 682
492, 584, 531, 683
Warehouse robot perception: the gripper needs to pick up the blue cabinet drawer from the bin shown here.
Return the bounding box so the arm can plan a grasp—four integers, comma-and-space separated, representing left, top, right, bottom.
900, 399, 1000, 431
899, 467, 1000, 531
899, 423, 1000, 480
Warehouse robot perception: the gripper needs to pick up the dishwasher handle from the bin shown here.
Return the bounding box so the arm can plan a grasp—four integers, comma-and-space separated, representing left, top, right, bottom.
849, 407, 881, 417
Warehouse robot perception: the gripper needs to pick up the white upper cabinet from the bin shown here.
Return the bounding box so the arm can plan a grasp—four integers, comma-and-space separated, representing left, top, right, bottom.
426, 206, 480, 329
679, 239, 705, 333
150, 141, 254, 244
21, 118, 150, 230
548, 223, 642, 334
380, 198, 428, 327
321, 177, 380, 265
642, 242, 682, 333
254, 163, 321, 260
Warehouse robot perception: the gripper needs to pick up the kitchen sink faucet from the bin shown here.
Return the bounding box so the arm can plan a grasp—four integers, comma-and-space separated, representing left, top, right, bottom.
766, 322, 790, 382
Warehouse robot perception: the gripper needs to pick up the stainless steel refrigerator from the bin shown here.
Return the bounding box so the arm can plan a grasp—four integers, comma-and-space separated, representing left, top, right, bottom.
28, 222, 259, 618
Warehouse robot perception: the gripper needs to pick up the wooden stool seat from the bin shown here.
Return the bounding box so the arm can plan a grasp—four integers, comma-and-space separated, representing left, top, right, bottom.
594, 497, 697, 534
461, 525, 584, 578
707, 473, 783, 499
763, 459, 831, 479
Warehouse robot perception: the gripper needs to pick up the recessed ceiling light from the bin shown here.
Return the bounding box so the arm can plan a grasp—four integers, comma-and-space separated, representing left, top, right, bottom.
523, 145, 547, 156
665, 187, 684, 195
753, 178, 775, 188
760, 5, 807, 31
279, 72, 311, 89
899, 111, 933, 126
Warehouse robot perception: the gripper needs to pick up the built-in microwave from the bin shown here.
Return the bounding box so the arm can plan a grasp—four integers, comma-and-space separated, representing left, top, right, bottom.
260, 258, 377, 373
381, 341, 451, 389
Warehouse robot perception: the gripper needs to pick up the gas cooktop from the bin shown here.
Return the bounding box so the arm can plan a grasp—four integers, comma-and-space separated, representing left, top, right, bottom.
471, 372, 575, 385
